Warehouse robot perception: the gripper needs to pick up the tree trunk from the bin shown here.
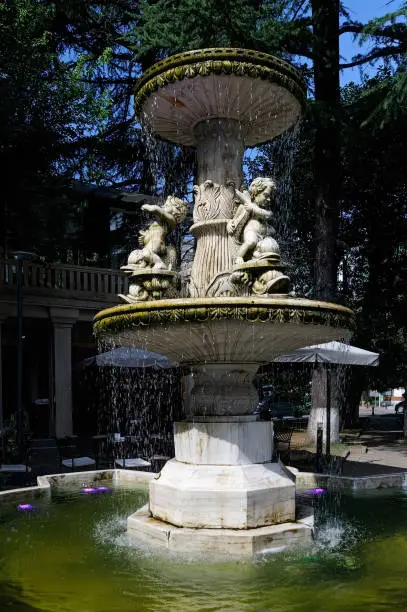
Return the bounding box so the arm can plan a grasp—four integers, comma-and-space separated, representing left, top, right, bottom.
311, 0, 341, 299
309, 0, 341, 445
342, 367, 366, 428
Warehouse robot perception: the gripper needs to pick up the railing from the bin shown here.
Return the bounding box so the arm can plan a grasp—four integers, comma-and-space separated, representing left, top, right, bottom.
0, 259, 128, 302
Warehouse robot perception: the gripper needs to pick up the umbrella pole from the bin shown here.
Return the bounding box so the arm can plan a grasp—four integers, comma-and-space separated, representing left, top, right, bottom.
326, 366, 331, 461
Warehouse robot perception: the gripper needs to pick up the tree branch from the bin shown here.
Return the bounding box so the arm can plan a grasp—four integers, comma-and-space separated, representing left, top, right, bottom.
339, 21, 407, 42
339, 22, 364, 36
340, 44, 407, 69
79, 77, 136, 85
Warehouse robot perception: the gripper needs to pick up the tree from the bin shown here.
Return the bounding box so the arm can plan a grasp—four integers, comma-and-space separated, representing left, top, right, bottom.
340, 73, 407, 392
0, 0, 125, 256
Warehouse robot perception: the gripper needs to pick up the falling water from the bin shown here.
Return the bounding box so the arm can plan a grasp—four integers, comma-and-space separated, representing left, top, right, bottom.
243, 122, 313, 296
77, 338, 181, 467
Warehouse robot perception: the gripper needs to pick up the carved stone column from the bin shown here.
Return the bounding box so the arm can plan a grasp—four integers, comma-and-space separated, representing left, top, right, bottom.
185, 363, 259, 416
194, 118, 245, 186
50, 308, 79, 438
188, 119, 246, 297
189, 181, 238, 296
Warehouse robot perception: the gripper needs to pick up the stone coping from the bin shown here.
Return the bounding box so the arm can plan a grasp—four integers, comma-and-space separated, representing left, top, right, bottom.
0, 469, 153, 504
136, 48, 306, 97
127, 508, 313, 555
94, 296, 355, 338
1, 468, 406, 506
295, 470, 407, 491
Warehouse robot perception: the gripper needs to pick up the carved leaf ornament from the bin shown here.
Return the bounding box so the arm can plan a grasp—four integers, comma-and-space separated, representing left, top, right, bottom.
94, 302, 355, 338
134, 48, 306, 114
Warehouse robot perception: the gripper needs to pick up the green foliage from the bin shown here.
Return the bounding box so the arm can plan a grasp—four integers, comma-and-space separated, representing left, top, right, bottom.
348, 3, 407, 127
0, 0, 127, 257
339, 74, 407, 387
359, 3, 407, 41
135, 0, 275, 58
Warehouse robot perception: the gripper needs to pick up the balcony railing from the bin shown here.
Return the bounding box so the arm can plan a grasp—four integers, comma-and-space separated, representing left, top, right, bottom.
0, 259, 128, 302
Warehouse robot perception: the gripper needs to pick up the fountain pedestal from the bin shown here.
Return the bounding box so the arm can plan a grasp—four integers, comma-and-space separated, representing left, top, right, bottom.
128, 414, 313, 554
149, 417, 295, 529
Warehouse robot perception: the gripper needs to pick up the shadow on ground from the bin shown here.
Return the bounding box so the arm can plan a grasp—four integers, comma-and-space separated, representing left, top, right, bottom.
291, 415, 407, 477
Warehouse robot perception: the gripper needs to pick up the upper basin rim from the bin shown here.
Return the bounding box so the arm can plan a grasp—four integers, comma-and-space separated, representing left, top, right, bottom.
135, 47, 307, 113
94, 296, 354, 324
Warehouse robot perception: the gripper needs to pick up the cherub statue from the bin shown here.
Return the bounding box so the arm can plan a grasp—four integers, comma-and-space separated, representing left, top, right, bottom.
125, 196, 188, 271
227, 177, 280, 264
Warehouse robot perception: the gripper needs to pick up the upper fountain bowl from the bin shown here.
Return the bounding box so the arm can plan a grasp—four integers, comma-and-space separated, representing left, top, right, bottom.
135, 48, 306, 147
94, 297, 354, 365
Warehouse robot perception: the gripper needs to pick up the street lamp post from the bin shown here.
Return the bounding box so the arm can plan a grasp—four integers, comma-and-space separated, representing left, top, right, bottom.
16, 256, 24, 449
11, 251, 37, 451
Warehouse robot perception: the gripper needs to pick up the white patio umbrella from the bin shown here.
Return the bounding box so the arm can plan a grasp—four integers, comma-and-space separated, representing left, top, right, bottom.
273, 341, 379, 458
273, 341, 379, 366
79, 347, 178, 370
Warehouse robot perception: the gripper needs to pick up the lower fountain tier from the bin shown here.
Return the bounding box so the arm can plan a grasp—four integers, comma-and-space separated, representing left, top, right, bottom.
128, 506, 313, 556
94, 297, 354, 364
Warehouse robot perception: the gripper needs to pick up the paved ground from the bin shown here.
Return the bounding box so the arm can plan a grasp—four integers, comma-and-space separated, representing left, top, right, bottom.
291, 412, 407, 476
2, 412, 407, 491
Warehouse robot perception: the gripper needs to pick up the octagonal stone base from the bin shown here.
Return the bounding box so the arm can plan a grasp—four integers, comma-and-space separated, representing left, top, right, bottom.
127, 505, 313, 556
149, 459, 295, 529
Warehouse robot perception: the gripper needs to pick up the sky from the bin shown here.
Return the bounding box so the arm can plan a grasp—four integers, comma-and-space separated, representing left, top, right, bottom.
340, 0, 398, 85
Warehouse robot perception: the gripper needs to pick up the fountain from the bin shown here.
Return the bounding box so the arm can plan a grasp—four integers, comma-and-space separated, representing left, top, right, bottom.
94, 48, 354, 555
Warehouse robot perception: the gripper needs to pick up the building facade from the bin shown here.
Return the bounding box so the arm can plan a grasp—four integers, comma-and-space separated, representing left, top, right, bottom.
0, 258, 128, 438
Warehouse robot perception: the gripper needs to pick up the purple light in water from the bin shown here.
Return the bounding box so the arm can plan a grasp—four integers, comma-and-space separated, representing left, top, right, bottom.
81, 486, 111, 494
303, 487, 326, 496
17, 504, 34, 511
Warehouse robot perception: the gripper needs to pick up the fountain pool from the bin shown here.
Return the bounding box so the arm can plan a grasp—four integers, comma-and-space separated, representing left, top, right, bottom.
2, 479, 407, 611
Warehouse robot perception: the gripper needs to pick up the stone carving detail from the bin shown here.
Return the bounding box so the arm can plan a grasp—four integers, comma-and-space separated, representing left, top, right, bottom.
94, 303, 355, 338
186, 364, 259, 416
190, 180, 238, 296
192, 180, 236, 223
227, 177, 290, 296
227, 177, 278, 264
119, 196, 188, 303
134, 48, 307, 117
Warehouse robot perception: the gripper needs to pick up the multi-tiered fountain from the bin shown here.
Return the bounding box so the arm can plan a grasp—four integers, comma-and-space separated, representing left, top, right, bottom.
94, 48, 354, 555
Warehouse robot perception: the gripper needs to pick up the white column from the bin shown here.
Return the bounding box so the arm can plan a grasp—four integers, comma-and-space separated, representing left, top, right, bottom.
50, 308, 79, 438
194, 118, 245, 186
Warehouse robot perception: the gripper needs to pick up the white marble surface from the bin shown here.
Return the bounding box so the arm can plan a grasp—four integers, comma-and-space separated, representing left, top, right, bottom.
128, 507, 313, 556
174, 419, 273, 465
149, 459, 295, 529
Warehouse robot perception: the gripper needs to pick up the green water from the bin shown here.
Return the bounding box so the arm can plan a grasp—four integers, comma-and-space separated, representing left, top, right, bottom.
1, 483, 407, 612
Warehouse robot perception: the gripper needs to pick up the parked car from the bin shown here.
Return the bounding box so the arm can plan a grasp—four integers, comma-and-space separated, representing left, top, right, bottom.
254, 398, 310, 420
395, 399, 407, 414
